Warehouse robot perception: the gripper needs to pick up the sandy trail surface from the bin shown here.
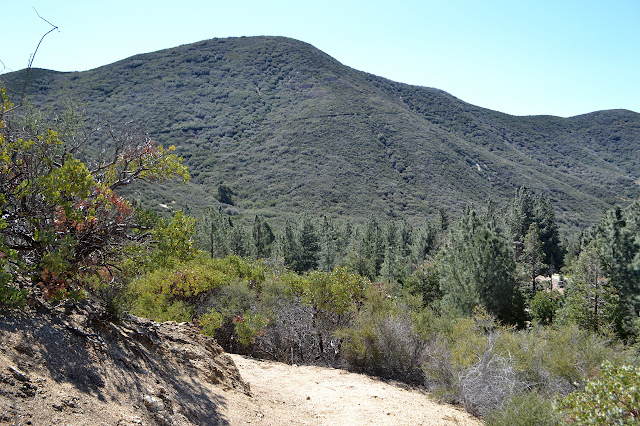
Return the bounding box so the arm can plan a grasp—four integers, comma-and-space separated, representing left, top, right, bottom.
225, 354, 482, 426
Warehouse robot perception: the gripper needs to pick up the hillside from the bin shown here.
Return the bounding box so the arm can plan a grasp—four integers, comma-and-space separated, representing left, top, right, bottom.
2, 36, 639, 230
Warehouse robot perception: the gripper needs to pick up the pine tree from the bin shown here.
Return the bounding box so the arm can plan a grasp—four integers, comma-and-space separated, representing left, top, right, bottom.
438, 207, 523, 324
318, 216, 339, 272
294, 214, 320, 272
380, 221, 399, 284
279, 220, 299, 270
505, 186, 535, 256
195, 207, 230, 258
361, 216, 385, 279
559, 242, 621, 333
252, 215, 274, 259
521, 223, 546, 295
413, 218, 437, 262
506, 187, 563, 271
534, 193, 563, 272
598, 207, 640, 337
229, 222, 250, 257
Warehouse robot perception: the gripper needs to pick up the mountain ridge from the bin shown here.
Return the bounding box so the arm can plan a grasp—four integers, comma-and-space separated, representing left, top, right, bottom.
2, 36, 639, 231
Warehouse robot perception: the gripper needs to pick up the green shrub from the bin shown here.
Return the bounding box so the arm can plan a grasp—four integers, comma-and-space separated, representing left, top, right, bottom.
485, 392, 562, 426
199, 307, 224, 337
338, 285, 427, 383
131, 254, 264, 321
0, 282, 28, 311
561, 361, 640, 424
530, 290, 563, 325
94, 279, 133, 322
234, 310, 269, 346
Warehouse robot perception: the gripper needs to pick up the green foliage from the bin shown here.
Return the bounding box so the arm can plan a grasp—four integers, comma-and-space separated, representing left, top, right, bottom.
507, 187, 563, 272
93, 278, 132, 322
3, 38, 639, 231
0, 282, 29, 311
438, 207, 524, 324
530, 290, 563, 325
567, 202, 640, 339
0, 85, 190, 305
152, 210, 197, 267
278, 214, 320, 273
199, 308, 224, 337
404, 261, 442, 307
252, 215, 275, 259
131, 254, 259, 321
216, 184, 234, 205
558, 243, 622, 333
338, 285, 426, 383
302, 267, 369, 316
484, 392, 562, 426
233, 311, 269, 346
520, 222, 546, 295
561, 361, 640, 424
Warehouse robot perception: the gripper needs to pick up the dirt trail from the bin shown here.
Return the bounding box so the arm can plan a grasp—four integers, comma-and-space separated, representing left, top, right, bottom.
224, 354, 482, 426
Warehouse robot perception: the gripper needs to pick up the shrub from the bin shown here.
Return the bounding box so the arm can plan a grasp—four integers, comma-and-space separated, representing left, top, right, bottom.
560, 361, 640, 424
484, 391, 562, 426
94, 278, 133, 322
0, 282, 28, 311
199, 307, 224, 337
457, 335, 527, 416
530, 290, 563, 325
234, 311, 270, 346
338, 286, 427, 383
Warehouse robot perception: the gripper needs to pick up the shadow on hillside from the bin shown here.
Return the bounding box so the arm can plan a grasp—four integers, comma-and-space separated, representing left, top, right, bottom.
0, 309, 231, 425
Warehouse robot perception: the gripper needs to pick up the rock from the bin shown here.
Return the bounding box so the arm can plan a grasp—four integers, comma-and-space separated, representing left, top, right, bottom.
8, 366, 29, 382
143, 394, 165, 413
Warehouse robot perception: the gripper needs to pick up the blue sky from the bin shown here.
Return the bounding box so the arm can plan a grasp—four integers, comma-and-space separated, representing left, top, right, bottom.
2, 0, 639, 117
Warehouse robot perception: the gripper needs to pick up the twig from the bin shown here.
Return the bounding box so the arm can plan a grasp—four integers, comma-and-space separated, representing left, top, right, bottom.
6, 8, 59, 113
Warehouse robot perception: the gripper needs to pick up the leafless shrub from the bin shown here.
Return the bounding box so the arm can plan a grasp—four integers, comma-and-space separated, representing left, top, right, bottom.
456, 334, 528, 416
253, 301, 317, 364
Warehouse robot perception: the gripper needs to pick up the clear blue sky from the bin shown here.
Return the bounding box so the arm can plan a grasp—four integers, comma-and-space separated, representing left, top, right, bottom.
2, 0, 639, 117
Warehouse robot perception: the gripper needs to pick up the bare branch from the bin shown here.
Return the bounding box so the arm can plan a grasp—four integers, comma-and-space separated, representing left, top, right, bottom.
6, 8, 59, 113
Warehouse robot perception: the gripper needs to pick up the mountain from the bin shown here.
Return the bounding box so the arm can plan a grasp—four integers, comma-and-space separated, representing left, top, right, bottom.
2, 36, 639, 231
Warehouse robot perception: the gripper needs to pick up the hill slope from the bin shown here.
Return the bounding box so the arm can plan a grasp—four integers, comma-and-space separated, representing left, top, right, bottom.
2, 36, 639, 229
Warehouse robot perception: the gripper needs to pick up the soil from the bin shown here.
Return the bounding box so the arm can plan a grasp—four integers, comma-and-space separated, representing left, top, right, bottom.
0, 301, 481, 425
226, 354, 481, 425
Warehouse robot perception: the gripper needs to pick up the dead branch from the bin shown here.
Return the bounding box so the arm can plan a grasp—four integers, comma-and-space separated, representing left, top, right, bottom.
5, 8, 59, 113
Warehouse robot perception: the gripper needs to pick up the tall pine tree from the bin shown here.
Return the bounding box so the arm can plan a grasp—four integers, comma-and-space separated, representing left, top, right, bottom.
438, 207, 524, 324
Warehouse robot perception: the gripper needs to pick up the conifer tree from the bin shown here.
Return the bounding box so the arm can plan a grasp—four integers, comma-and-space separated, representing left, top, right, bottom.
521, 223, 546, 294
438, 207, 523, 324
413, 218, 437, 262
252, 215, 274, 259
505, 186, 535, 255
279, 220, 299, 271
295, 213, 320, 272
318, 216, 339, 272
380, 221, 400, 283
506, 187, 563, 271
598, 207, 640, 337
195, 207, 230, 258
229, 224, 250, 257
360, 216, 385, 279
534, 193, 563, 271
